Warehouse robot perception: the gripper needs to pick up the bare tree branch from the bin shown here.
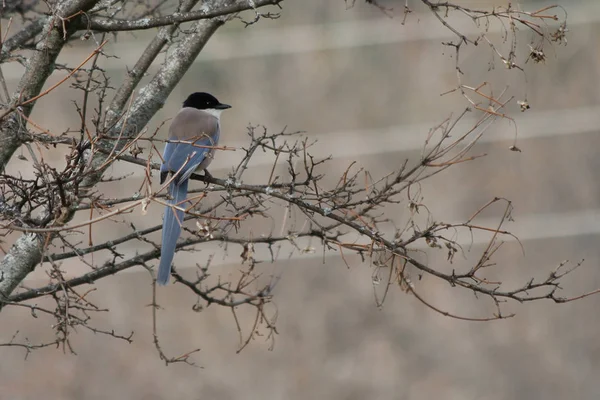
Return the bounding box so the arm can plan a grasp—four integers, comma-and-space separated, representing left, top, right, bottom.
0, 0, 282, 307
82, 0, 283, 32
0, 0, 588, 360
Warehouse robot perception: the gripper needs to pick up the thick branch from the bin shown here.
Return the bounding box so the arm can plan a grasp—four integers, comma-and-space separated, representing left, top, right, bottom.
0, 0, 255, 308
13, 229, 325, 302
83, 0, 283, 32
0, 18, 48, 64
104, 0, 202, 127
0, 0, 101, 304
0, 0, 99, 170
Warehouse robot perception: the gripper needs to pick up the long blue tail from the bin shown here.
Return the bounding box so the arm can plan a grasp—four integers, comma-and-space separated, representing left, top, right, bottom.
157, 179, 189, 285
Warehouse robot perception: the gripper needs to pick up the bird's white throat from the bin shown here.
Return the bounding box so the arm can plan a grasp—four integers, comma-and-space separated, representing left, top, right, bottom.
204, 108, 224, 119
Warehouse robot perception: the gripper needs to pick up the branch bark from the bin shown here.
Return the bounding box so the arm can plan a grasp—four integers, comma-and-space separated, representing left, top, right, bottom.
103, 0, 202, 127
0, 0, 282, 308
83, 0, 282, 32
0, 0, 101, 304
0, 0, 99, 170
0, 18, 48, 63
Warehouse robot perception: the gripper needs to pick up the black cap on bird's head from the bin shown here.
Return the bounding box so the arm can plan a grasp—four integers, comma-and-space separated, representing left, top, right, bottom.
183, 92, 231, 110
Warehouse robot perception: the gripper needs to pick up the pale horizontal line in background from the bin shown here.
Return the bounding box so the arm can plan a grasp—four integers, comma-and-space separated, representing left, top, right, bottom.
4, 2, 600, 80
198, 2, 595, 61
20, 2, 600, 278
157, 2, 600, 62
97, 107, 600, 276
106, 207, 600, 278
208, 105, 600, 169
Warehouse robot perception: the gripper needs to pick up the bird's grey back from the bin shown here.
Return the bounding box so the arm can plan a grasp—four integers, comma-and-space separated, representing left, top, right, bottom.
168, 107, 220, 173
169, 108, 220, 141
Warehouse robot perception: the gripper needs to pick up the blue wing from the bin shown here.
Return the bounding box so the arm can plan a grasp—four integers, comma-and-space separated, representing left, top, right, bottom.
157, 134, 217, 285
160, 136, 214, 184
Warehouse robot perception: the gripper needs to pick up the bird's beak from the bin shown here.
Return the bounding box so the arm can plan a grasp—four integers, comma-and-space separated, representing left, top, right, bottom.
215, 103, 231, 110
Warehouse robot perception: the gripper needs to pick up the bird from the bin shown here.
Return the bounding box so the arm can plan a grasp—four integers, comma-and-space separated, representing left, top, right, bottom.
157, 92, 231, 285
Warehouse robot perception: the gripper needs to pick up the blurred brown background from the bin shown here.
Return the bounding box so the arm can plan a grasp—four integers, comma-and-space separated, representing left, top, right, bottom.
3, 0, 600, 398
